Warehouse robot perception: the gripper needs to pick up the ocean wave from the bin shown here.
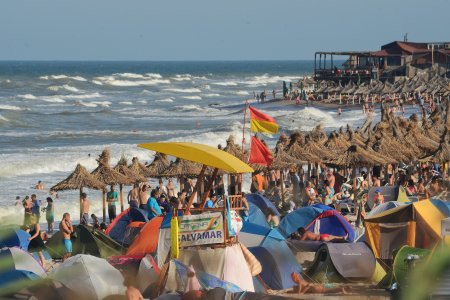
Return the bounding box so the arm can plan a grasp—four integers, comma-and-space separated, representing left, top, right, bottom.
212, 81, 238, 86
182, 96, 202, 100
40, 75, 87, 82
235, 90, 249, 95
163, 88, 201, 93
92, 80, 103, 85
120, 101, 133, 105
18, 94, 37, 100
155, 98, 174, 103
40, 97, 66, 103
241, 74, 299, 87
0, 114, 9, 122
100, 78, 170, 87
61, 92, 103, 100
171, 74, 192, 81
76, 100, 111, 108
136, 100, 147, 104
0, 105, 22, 111
48, 84, 81, 93
203, 93, 221, 97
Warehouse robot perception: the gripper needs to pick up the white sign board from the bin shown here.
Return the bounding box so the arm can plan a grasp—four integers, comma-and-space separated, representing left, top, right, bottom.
178, 212, 224, 247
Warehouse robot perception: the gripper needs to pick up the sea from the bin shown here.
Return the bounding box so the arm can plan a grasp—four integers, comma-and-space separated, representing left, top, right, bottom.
0, 60, 420, 225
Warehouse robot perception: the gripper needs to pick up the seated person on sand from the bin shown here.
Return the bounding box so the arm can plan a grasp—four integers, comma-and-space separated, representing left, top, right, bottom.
290, 272, 348, 294
292, 227, 347, 242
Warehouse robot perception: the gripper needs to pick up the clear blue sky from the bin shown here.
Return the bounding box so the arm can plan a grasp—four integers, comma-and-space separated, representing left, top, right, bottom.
1, 0, 449, 60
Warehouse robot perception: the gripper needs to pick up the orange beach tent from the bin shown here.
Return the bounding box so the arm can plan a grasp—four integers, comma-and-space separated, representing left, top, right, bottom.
127, 216, 164, 256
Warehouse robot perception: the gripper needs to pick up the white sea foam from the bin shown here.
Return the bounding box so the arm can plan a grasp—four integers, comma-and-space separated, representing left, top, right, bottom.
101, 78, 170, 87
140, 89, 152, 95
182, 96, 202, 100
18, 94, 37, 100
40, 97, 66, 103
203, 93, 221, 97
155, 98, 174, 103
77, 101, 111, 108
0, 114, 9, 122
145, 73, 163, 78
137, 100, 148, 104
212, 81, 238, 86
113, 73, 146, 79
40, 75, 87, 81
92, 80, 104, 85
61, 92, 103, 100
163, 88, 201, 93
242, 74, 299, 87
77, 101, 98, 108
48, 84, 81, 93
171, 74, 192, 81
235, 91, 249, 95
120, 101, 133, 105
0, 105, 22, 111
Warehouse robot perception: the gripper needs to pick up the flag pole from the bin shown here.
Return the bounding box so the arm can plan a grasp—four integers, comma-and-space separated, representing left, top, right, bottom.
242, 100, 249, 161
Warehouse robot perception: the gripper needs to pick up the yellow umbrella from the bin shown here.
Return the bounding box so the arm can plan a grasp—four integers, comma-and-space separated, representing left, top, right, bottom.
138, 142, 253, 174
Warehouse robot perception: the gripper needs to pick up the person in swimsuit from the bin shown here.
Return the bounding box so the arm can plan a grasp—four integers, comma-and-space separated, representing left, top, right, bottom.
127, 182, 140, 208
294, 227, 347, 242
59, 213, 74, 262
27, 215, 46, 266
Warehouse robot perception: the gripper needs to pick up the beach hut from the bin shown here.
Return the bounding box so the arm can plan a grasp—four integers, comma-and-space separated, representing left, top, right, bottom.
106, 207, 148, 246
305, 243, 377, 283
113, 155, 146, 212
91, 149, 133, 222
50, 254, 126, 300
0, 247, 46, 296
364, 200, 447, 259
51, 164, 106, 220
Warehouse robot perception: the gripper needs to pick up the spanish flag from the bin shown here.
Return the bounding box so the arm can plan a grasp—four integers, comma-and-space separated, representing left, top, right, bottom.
249, 106, 279, 134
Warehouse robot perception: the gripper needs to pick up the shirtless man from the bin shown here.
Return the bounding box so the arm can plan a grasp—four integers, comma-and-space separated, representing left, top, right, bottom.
80, 193, 89, 225
139, 184, 149, 210
127, 182, 140, 208
35, 180, 44, 190
294, 227, 347, 242
59, 213, 74, 262
428, 177, 443, 197
326, 169, 336, 191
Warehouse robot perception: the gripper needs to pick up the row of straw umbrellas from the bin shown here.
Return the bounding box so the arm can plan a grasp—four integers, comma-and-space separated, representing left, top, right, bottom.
51, 103, 450, 221
311, 74, 450, 97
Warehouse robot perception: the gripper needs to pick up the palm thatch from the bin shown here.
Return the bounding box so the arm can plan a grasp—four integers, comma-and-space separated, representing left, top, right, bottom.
329, 145, 387, 167
129, 157, 153, 178
146, 152, 171, 177
270, 144, 306, 170
421, 130, 450, 163
113, 155, 146, 183
223, 134, 248, 161
51, 164, 106, 192
161, 157, 203, 178
91, 149, 132, 186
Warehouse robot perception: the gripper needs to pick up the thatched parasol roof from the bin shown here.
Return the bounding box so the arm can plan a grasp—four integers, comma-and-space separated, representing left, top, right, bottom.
420, 130, 450, 163
113, 155, 146, 183
51, 163, 106, 192
91, 149, 133, 186
146, 152, 171, 177
129, 157, 153, 178
328, 145, 387, 167
270, 144, 306, 170
161, 157, 203, 178
223, 134, 247, 160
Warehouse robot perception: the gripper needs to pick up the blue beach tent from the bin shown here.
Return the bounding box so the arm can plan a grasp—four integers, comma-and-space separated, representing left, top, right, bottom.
246, 193, 280, 218
0, 247, 46, 296
244, 202, 270, 228
0, 228, 30, 250
107, 207, 148, 245
306, 210, 355, 241
278, 206, 325, 238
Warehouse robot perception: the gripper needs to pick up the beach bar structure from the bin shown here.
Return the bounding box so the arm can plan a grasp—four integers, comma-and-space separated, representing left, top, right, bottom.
315, 41, 450, 84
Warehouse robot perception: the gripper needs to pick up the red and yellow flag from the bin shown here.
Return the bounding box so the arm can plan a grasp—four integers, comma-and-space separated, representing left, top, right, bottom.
249, 106, 278, 134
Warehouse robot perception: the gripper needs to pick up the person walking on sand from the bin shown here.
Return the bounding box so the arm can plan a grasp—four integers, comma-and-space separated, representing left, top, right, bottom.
27, 215, 46, 266
106, 185, 118, 223
80, 193, 89, 225
59, 213, 74, 262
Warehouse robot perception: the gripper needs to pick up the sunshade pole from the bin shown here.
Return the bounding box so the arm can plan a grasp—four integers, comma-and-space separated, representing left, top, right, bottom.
185, 165, 207, 213
241, 100, 249, 161
200, 168, 219, 208
119, 184, 124, 212
102, 189, 107, 223
281, 170, 285, 203
80, 187, 83, 221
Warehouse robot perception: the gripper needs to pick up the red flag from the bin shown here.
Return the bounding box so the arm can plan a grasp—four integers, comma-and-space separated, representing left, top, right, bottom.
249, 136, 273, 166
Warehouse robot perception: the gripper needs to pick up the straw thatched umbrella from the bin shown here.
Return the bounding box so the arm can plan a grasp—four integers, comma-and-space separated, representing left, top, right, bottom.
146, 152, 171, 178
129, 157, 153, 178
91, 149, 133, 222
113, 155, 146, 212
162, 157, 203, 194
223, 135, 248, 194
51, 164, 106, 221
420, 129, 450, 163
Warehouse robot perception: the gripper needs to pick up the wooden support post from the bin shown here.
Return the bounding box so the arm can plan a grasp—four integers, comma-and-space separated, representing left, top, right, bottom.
281, 171, 285, 203
200, 168, 219, 208
185, 165, 207, 213
79, 187, 83, 221
102, 190, 107, 223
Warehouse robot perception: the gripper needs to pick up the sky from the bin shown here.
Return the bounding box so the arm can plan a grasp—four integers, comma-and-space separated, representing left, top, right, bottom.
0, 0, 449, 61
